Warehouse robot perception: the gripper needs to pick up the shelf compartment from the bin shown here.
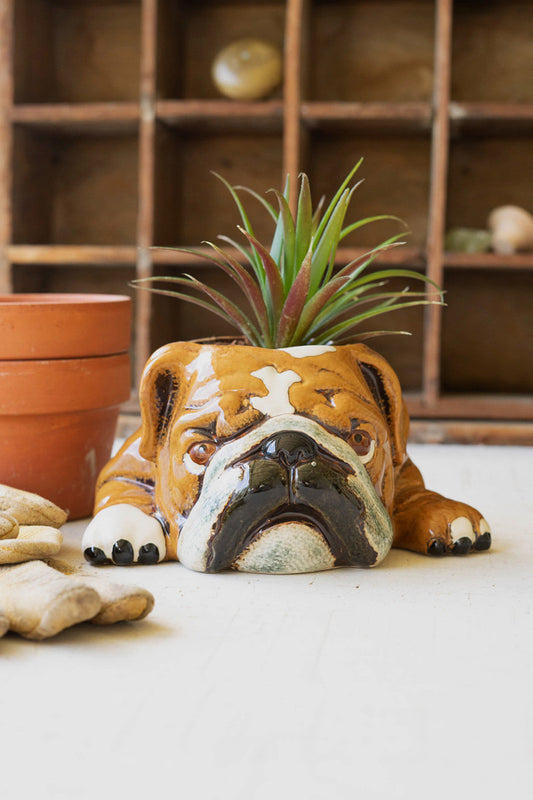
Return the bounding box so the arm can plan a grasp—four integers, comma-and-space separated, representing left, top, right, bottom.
446, 136, 533, 233
306, 0, 435, 102
451, 1, 533, 103
441, 269, 533, 396
12, 126, 139, 246
153, 123, 283, 249
14, 0, 142, 104
305, 131, 431, 249
157, 0, 286, 101
11, 262, 136, 295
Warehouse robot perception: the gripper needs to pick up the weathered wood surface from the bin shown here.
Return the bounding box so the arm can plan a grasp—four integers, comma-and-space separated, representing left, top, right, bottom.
2, 0, 532, 439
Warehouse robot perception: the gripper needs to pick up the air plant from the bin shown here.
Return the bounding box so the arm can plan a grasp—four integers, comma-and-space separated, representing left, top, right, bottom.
133, 160, 443, 348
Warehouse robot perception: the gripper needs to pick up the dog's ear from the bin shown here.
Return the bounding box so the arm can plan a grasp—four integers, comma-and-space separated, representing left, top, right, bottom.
347, 343, 409, 469
138, 343, 199, 461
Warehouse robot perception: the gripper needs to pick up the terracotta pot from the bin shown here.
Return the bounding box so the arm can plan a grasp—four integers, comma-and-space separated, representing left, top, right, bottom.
83, 341, 490, 572
0, 294, 131, 519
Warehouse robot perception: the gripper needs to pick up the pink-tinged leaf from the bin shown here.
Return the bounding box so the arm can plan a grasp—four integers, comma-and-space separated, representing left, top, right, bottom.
290, 272, 347, 344
134, 276, 261, 345
276, 244, 313, 346
184, 274, 261, 343
205, 242, 272, 343
238, 226, 284, 320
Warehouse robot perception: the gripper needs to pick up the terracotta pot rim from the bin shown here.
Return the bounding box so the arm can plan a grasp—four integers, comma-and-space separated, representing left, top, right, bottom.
0, 293, 130, 306
0, 293, 132, 360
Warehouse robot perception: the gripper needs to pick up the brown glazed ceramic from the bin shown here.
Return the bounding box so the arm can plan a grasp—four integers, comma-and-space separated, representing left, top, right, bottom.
0, 294, 131, 519
83, 341, 491, 572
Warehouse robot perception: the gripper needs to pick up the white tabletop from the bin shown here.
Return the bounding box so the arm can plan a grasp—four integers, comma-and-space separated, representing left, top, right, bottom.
1, 443, 532, 800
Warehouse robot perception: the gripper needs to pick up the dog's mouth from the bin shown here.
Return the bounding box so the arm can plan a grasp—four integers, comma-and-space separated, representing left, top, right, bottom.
241, 505, 330, 549
231, 505, 336, 574
203, 458, 380, 573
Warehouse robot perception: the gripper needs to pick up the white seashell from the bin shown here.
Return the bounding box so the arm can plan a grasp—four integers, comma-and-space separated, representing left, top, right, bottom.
487, 205, 533, 255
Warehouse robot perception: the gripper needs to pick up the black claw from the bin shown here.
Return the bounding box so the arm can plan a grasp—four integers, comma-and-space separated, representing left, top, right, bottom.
428, 539, 446, 556
138, 543, 160, 565
452, 537, 472, 556
475, 532, 492, 551
112, 539, 134, 565
84, 547, 109, 566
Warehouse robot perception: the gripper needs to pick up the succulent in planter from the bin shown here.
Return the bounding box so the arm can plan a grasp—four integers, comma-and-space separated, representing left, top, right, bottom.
82, 164, 491, 574
134, 161, 441, 348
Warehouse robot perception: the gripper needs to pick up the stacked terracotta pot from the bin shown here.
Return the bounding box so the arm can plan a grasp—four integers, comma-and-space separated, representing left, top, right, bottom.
0, 294, 131, 519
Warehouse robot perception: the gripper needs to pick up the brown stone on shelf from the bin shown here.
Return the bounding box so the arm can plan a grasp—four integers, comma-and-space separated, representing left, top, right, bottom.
211, 39, 282, 101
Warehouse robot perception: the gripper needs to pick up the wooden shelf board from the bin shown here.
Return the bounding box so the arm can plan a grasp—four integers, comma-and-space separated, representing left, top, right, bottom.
444, 252, 533, 270
156, 99, 284, 132
448, 102, 533, 134
301, 101, 432, 132
408, 418, 533, 446
11, 103, 140, 133
8, 245, 138, 265
406, 393, 533, 421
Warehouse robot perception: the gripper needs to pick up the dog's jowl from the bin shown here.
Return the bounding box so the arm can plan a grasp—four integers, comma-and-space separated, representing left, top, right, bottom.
82, 342, 491, 573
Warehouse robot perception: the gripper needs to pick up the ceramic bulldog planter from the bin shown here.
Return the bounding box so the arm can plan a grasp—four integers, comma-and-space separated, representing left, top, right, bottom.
83, 340, 491, 572
82, 165, 491, 571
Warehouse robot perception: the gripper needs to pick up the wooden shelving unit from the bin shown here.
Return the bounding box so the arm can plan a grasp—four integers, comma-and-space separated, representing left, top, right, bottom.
1, 0, 532, 443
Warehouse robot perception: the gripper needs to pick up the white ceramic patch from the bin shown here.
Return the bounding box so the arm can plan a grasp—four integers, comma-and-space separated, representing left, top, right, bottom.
249, 366, 301, 416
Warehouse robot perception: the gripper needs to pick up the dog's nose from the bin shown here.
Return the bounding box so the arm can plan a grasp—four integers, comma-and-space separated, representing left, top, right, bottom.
261, 431, 317, 468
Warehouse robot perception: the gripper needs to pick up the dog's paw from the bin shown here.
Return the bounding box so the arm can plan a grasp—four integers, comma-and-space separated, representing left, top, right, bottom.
427, 506, 492, 556
82, 505, 167, 566
394, 498, 491, 557
426, 510, 492, 556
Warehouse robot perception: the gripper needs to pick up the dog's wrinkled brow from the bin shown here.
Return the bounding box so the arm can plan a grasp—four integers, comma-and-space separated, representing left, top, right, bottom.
186, 421, 218, 439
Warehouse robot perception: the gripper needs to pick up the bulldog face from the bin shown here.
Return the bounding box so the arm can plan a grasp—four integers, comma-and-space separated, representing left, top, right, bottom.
136, 342, 406, 574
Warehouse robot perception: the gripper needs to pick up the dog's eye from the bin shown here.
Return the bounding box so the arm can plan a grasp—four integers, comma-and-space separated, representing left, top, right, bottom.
349, 430, 373, 459
187, 441, 217, 466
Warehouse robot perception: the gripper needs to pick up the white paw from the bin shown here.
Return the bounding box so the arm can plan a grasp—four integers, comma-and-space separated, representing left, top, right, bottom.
449, 515, 491, 554
82, 505, 167, 566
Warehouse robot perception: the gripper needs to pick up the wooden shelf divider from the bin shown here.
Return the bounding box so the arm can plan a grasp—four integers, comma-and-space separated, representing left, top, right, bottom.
283, 0, 305, 212
0, 0, 13, 294
135, 0, 157, 384
423, 0, 453, 406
